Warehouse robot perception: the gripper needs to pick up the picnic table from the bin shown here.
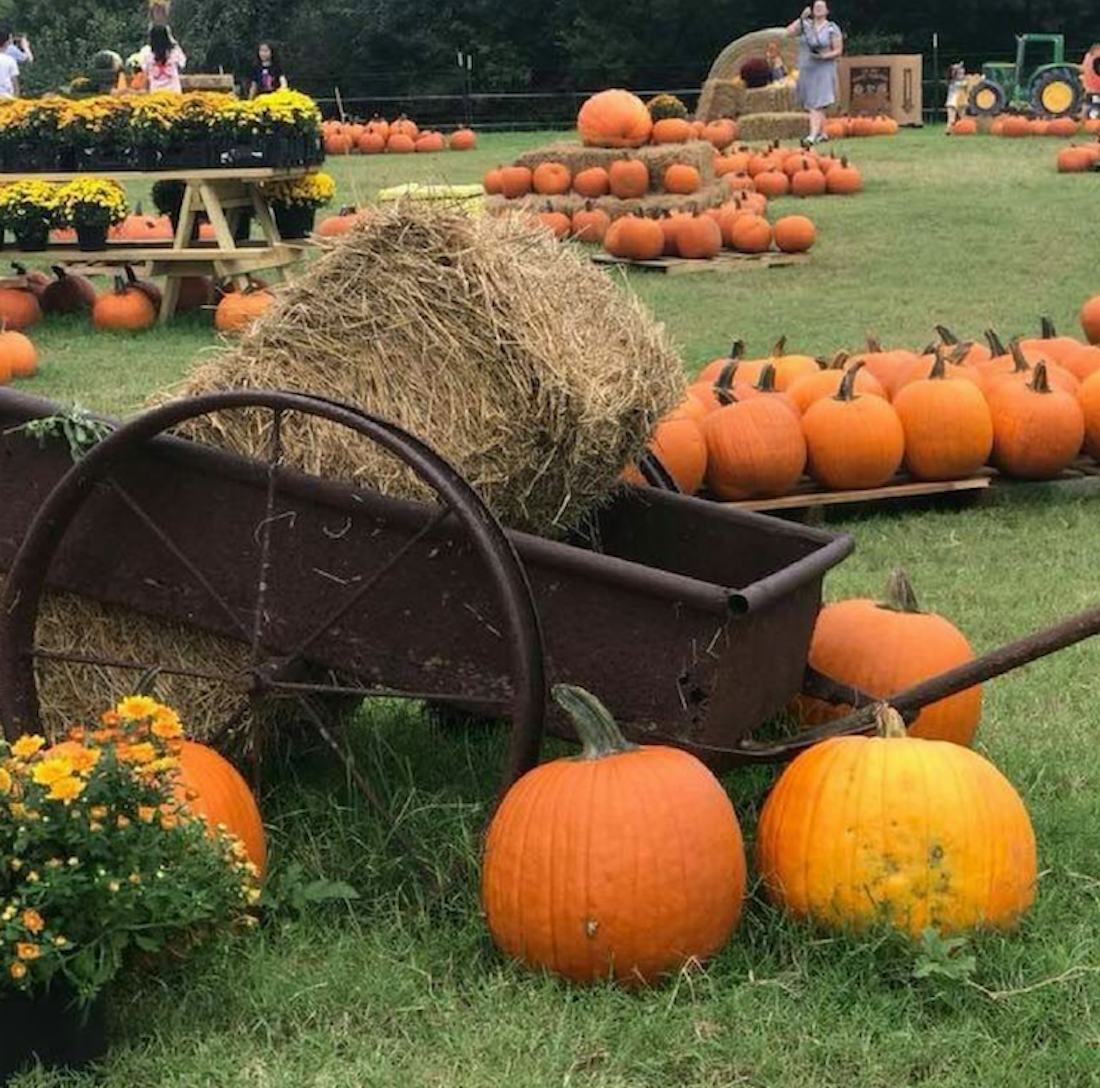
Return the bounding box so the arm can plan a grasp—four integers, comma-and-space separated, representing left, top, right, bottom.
0, 165, 311, 322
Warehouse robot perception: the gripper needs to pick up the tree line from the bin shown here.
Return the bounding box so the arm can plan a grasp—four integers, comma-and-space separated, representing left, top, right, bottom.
7, 0, 1099, 99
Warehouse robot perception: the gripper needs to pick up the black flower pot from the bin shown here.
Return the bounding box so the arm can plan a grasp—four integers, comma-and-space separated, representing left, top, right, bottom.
0, 986, 108, 1084
76, 222, 109, 252
273, 203, 316, 240
14, 224, 51, 252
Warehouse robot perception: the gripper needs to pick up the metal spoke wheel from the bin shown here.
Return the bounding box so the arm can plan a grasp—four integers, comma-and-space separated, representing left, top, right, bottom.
0, 392, 547, 840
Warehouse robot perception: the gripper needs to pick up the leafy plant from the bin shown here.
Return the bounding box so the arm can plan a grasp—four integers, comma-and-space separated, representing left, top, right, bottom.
6, 405, 114, 461
911, 927, 977, 984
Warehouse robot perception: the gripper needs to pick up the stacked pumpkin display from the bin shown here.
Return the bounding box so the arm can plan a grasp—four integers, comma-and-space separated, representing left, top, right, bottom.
626, 308, 1100, 502
322, 116, 476, 155
823, 114, 899, 138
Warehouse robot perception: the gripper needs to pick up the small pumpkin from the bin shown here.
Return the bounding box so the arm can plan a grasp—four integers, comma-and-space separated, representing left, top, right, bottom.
824, 157, 862, 195
176, 740, 267, 876
92, 275, 157, 331
449, 127, 477, 151
317, 207, 361, 236
696, 340, 749, 386
386, 133, 415, 154
0, 319, 37, 379
1017, 316, 1081, 366
622, 409, 707, 494
324, 131, 353, 155
41, 266, 97, 315
391, 115, 419, 139
951, 118, 977, 135
573, 166, 611, 198
987, 362, 1085, 479
214, 283, 274, 335
577, 89, 653, 149
773, 215, 816, 253
571, 202, 611, 244
499, 166, 534, 199
674, 214, 721, 259
482, 167, 503, 195
414, 131, 446, 153
1057, 146, 1092, 173
791, 161, 827, 197
603, 214, 664, 261
787, 352, 886, 414
753, 169, 790, 197
894, 343, 985, 396
357, 131, 386, 154
532, 161, 573, 195
1079, 370, 1100, 458
703, 383, 807, 500
1059, 341, 1100, 383
536, 207, 572, 240
663, 163, 701, 195
728, 214, 772, 254
1079, 294, 1100, 344
765, 336, 819, 391
849, 335, 919, 398
651, 117, 692, 144
482, 685, 746, 985
0, 283, 42, 330
801, 362, 905, 489
757, 704, 1035, 937
892, 348, 994, 480
608, 158, 649, 199
982, 337, 1079, 396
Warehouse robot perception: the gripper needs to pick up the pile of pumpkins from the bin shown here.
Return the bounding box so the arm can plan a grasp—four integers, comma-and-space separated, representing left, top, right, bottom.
714, 141, 863, 199
0, 262, 272, 355
625, 308, 1100, 502
484, 580, 1036, 983
988, 115, 1100, 138
322, 116, 476, 155
823, 114, 898, 138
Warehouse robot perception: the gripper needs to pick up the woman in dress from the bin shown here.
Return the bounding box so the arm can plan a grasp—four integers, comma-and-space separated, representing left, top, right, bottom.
786, 2, 844, 146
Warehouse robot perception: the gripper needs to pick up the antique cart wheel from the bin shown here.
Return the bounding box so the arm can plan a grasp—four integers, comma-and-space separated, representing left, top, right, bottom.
0, 391, 547, 804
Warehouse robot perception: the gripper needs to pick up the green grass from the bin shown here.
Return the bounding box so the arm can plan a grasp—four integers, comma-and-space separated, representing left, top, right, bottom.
10, 129, 1100, 1087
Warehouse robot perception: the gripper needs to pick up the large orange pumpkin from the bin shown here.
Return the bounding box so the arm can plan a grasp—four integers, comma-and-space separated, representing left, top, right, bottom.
801, 569, 982, 744
773, 215, 816, 253
215, 286, 273, 334
0, 285, 42, 330
801, 362, 904, 488
674, 214, 721, 259
482, 685, 745, 984
176, 741, 267, 876
728, 214, 772, 253
787, 353, 886, 414
577, 89, 653, 148
603, 214, 664, 261
0, 322, 36, 379
571, 202, 611, 244
415, 131, 447, 153
499, 166, 534, 199
825, 157, 862, 195
92, 276, 157, 331
987, 362, 1085, 479
756, 705, 1035, 936
892, 350, 993, 480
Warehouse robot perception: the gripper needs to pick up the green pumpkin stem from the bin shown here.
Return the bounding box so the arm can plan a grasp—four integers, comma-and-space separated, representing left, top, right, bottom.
985, 328, 1007, 356
934, 323, 960, 346
834, 359, 865, 401
553, 684, 638, 760
874, 704, 909, 740
756, 363, 779, 393
1030, 361, 1053, 394
881, 567, 922, 613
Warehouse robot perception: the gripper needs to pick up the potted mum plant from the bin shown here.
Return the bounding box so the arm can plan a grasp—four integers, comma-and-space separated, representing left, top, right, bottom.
264, 171, 335, 238
0, 180, 61, 251
57, 178, 129, 251
0, 696, 261, 1083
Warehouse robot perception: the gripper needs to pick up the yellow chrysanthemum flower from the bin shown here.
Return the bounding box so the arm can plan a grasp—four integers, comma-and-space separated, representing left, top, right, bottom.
65, 746, 102, 776
31, 757, 74, 787
11, 735, 45, 760
116, 695, 161, 721
9, 961, 27, 980
21, 909, 44, 934
47, 776, 85, 803
0, 767, 11, 795
120, 742, 156, 765
151, 707, 183, 739
16, 942, 41, 961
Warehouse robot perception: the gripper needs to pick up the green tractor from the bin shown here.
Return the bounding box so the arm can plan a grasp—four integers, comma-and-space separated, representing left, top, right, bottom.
968, 34, 1083, 118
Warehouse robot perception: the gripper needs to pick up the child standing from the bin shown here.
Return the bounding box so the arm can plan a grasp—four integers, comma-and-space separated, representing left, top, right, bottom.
141, 25, 186, 93
945, 62, 968, 132
765, 40, 788, 84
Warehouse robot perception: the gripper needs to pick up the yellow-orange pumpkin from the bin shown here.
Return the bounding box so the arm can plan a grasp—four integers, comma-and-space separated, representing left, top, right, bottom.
214, 286, 273, 335
577, 89, 653, 148
483, 685, 745, 984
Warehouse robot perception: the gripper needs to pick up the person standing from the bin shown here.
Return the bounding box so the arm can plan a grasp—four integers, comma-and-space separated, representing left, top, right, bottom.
248, 42, 288, 99
141, 24, 186, 93
786, 2, 844, 146
3, 29, 32, 67
0, 30, 21, 98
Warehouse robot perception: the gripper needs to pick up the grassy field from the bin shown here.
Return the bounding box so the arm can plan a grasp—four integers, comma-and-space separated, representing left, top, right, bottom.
10, 129, 1100, 1087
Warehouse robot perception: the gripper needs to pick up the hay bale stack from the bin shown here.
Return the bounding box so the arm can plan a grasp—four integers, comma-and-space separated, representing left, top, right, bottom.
487, 182, 728, 220
697, 27, 799, 120
514, 141, 716, 190
698, 81, 747, 121
738, 112, 813, 143
163, 202, 685, 537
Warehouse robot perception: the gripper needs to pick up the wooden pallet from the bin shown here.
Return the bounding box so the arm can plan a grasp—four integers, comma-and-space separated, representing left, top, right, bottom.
592, 250, 810, 275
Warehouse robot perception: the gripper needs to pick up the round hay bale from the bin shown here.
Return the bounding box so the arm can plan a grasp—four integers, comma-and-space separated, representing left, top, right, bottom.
160, 202, 685, 537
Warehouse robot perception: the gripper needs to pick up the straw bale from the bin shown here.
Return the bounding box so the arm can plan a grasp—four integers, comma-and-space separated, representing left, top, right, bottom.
514, 140, 716, 189
738, 112, 814, 143
487, 182, 728, 220
158, 201, 685, 538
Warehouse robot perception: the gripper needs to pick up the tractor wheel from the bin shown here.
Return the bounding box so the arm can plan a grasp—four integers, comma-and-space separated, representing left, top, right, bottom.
1031, 67, 1083, 118
968, 80, 1005, 116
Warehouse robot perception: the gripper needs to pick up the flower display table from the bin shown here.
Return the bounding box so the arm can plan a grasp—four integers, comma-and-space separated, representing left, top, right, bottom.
0, 165, 311, 322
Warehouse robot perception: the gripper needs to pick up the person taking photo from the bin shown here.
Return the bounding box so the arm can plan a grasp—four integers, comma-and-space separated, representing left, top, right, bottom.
786, 2, 844, 146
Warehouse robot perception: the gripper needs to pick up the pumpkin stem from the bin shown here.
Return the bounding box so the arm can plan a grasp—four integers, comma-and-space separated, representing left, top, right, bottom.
770, 335, 787, 357
874, 704, 909, 740
553, 684, 638, 760
756, 363, 779, 393
1040, 315, 1057, 340
865, 333, 883, 353
834, 359, 864, 401
11, 262, 27, 277
934, 324, 960, 346
637, 451, 681, 493
947, 341, 972, 365
881, 567, 922, 613
51, 265, 66, 281
728, 338, 745, 361
1008, 338, 1032, 375
1029, 361, 1053, 394
113, 274, 127, 295
985, 328, 1007, 356
827, 350, 850, 371
929, 345, 948, 380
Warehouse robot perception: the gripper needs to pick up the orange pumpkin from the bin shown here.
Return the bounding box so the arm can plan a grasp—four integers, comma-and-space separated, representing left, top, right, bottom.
787, 353, 886, 414
728, 214, 772, 253
791, 162, 827, 197
0, 321, 37, 378
703, 388, 807, 499
357, 131, 385, 154
1017, 316, 1081, 366
317, 207, 361, 236
951, 118, 977, 135
801, 363, 905, 488
987, 362, 1085, 479
701, 119, 737, 148
482, 685, 745, 984
622, 409, 707, 494
651, 117, 692, 144
848, 336, 920, 398
1080, 294, 1100, 344
577, 89, 653, 148
608, 158, 649, 199
696, 340, 748, 386
982, 338, 1079, 396
757, 705, 1035, 937
753, 169, 790, 197
176, 741, 267, 876
1057, 146, 1093, 173
573, 166, 611, 198
603, 214, 664, 261
416, 131, 446, 153
536, 207, 572, 240
571, 203, 611, 243
674, 214, 721, 259
773, 215, 816, 253
482, 167, 503, 195
214, 285, 274, 335
894, 344, 986, 396
1060, 341, 1100, 383
532, 161, 572, 195
499, 166, 534, 199
663, 163, 701, 194
324, 131, 353, 155
825, 157, 862, 195
892, 349, 994, 480
0, 285, 43, 331
449, 127, 477, 151
92, 276, 157, 331
1079, 370, 1100, 458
